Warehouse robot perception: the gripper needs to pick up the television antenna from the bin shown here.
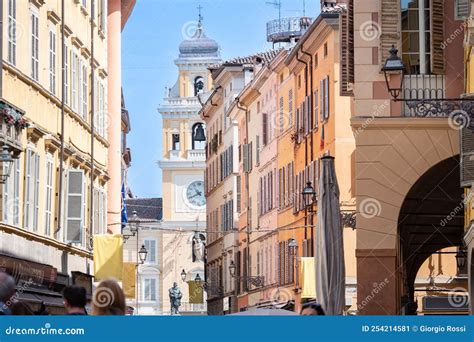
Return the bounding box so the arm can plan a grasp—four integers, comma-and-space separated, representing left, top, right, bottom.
266, 0, 282, 22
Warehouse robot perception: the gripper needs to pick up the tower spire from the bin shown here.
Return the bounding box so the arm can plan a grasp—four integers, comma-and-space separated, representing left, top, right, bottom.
197, 4, 203, 26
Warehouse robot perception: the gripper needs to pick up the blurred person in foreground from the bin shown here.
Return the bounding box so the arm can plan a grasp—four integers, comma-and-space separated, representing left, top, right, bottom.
63, 285, 88, 315
92, 279, 126, 315
300, 302, 325, 316
0, 272, 16, 315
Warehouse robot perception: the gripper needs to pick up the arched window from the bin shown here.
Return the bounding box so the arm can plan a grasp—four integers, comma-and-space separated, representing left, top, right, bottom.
192, 123, 206, 150
194, 76, 204, 96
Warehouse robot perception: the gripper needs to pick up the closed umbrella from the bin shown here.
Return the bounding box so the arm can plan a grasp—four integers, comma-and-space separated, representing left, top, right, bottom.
315, 156, 345, 315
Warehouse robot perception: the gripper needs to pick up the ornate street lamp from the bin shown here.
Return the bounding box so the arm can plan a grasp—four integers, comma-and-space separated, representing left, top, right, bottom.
456, 247, 467, 275
0, 145, 15, 184
123, 210, 139, 242
288, 238, 299, 289
288, 238, 298, 256
195, 274, 202, 282
302, 181, 317, 211
181, 269, 187, 282
381, 45, 405, 100
228, 260, 264, 288
138, 245, 148, 264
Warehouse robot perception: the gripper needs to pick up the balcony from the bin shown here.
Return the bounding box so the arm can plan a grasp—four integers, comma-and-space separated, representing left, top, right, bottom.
402, 74, 446, 117
187, 149, 205, 161
169, 150, 180, 160
179, 302, 207, 315
266, 17, 313, 44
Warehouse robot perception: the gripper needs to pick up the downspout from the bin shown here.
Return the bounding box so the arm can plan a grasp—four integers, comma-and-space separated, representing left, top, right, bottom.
299, 45, 315, 255
56, 0, 65, 237
295, 48, 310, 242
236, 98, 249, 294
90, 0, 96, 243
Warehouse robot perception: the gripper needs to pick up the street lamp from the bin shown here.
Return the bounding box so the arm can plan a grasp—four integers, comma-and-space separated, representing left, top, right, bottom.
381, 45, 405, 100
0, 145, 15, 184
138, 245, 148, 264
456, 247, 467, 275
123, 210, 139, 242
288, 238, 299, 290
302, 181, 317, 211
228, 260, 264, 288
181, 269, 187, 282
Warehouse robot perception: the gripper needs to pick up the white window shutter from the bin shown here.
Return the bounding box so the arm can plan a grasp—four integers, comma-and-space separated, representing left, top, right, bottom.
66, 169, 84, 243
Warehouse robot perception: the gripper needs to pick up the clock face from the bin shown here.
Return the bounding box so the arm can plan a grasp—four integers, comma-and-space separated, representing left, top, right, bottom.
186, 181, 206, 208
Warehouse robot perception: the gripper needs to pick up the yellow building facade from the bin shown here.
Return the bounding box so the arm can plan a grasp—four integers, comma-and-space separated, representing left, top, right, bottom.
0, 0, 132, 313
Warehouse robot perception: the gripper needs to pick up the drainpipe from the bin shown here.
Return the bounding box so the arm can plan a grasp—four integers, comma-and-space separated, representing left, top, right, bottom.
298, 45, 315, 255
90, 0, 96, 244
56, 0, 66, 237
236, 98, 249, 296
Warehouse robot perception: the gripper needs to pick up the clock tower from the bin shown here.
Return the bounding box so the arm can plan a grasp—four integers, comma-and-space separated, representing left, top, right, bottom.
157, 13, 221, 314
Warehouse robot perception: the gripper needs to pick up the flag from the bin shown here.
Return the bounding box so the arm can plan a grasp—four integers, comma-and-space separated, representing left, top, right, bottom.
93, 235, 124, 281
121, 182, 128, 229
188, 281, 204, 304
300, 257, 316, 299
123, 263, 136, 299
320, 125, 325, 150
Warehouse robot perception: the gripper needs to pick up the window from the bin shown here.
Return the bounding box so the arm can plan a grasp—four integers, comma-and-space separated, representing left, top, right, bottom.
236, 175, 242, 213
49, 28, 57, 94
82, 0, 87, 8
172, 134, 180, 151
262, 113, 268, 146
65, 169, 84, 244
71, 51, 79, 111
64, 45, 69, 104
279, 97, 284, 133
44, 158, 54, 236
401, 0, 431, 74
455, 0, 470, 20
314, 89, 319, 128
324, 42, 328, 57
288, 89, 293, 127
7, 0, 17, 65
98, 0, 107, 32
143, 278, 157, 301
320, 76, 330, 121
314, 53, 318, 68
24, 149, 40, 231
82, 63, 88, 118
4, 159, 20, 225
144, 239, 157, 264
192, 123, 206, 150
30, 8, 40, 81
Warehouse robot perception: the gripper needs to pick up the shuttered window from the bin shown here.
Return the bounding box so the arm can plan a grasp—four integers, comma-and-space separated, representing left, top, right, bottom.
288, 89, 293, 127
431, 0, 444, 74
262, 113, 269, 146
256, 136, 260, 166
7, 0, 17, 65
24, 149, 40, 232
66, 169, 84, 244
340, 0, 354, 95
324, 76, 330, 120
144, 239, 157, 264
49, 28, 56, 94
71, 51, 78, 112
44, 158, 54, 236
236, 175, 242, 213
380, 0, 401, 65
143, 278, 157, 301
30, 8, 40, 81
82, 63, 88, 119
455, 0, 470, 20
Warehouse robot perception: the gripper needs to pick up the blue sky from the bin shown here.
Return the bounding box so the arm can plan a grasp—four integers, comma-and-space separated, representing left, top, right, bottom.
122, 0, 320, 198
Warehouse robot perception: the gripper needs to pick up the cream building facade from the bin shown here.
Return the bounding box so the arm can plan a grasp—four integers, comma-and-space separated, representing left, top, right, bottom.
157, 16, 220, 315
0, 0, 134, 313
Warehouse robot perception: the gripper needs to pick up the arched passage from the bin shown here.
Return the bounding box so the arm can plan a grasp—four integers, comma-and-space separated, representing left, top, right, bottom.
398, 156, 465, 314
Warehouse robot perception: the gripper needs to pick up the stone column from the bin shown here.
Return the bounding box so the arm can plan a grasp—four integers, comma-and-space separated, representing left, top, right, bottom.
107, 0, 122, 234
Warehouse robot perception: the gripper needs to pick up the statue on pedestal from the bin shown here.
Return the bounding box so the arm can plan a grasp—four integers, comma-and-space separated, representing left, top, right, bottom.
169, 282, 182, 315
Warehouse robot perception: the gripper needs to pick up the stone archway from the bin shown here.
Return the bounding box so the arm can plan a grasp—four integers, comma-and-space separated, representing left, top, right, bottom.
398, 156, 464, 314
353, 117, 460, 315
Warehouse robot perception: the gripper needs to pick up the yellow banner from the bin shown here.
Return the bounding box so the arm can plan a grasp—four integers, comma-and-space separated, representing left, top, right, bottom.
300, 257, 316, 299
188, 281, 204, 304
93, 235, 124, 281
123, 262, 136, 299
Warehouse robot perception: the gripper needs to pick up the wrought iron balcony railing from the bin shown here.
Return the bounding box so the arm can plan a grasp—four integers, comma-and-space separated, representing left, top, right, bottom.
266, 17, 313, 44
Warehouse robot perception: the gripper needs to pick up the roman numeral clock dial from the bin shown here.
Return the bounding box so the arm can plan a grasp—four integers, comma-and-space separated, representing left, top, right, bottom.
186, 180, 206, 208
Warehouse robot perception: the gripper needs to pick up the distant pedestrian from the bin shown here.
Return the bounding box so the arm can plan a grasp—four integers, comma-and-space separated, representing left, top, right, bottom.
92, 279, 126, 316
0, 272, 16, 315
300, 302, 325, 316
63, 285, 88, 315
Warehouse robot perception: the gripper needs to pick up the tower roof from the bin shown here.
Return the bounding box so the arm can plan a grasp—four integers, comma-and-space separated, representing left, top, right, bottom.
179, 14, 220, 58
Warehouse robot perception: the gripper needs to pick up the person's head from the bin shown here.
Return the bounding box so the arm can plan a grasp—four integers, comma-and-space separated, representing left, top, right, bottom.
0, 272, 16, 303
62, 286, 87, 313
300, 302, 325, 316
92, 279, 125, 316
173, 282, 177, 288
